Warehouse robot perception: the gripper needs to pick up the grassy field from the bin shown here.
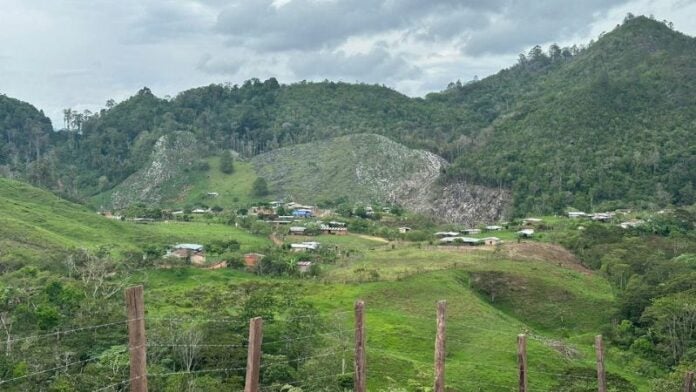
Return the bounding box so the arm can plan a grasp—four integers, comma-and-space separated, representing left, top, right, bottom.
181, 158, 261, 209
0, 178, 270, 263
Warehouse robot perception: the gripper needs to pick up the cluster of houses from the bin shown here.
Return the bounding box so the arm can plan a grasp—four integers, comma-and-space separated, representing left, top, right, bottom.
434, 230, 502, 246
567, 210, 645, 229
288, 221, 349, 236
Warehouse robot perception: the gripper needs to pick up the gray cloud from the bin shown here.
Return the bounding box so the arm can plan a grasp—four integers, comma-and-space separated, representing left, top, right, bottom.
0, 0, 694, 129
289, 45, 422, 83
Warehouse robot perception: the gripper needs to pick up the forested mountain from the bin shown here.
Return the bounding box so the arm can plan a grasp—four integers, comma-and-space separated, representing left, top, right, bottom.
1, 16, 694, 217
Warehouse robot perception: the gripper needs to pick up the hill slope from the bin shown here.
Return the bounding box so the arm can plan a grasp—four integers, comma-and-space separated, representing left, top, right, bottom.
2, 16, 694, 216
252, 133, 510, 224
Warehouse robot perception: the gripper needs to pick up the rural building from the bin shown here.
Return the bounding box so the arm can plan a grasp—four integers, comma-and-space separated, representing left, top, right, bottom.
439, 236, 481, 246
328, 221, 347, 227
292, 209, 313, 218
591, 212, 614, 222
271, 220, 292, 225
483, 237, 502, 246
567, 211, 587, 218
291, 242, 320, 252
517, 229, 535, 238
206, 192, 219, 198
522, 218, 542, 225
244, 253, 266, 269
192, 208, 210, 214
320, 225, 348, 235
169, 244, 206, 264
172, 210, 184, 215
296, 261, 313, 273
382, 207, 391, 213
619, 220, 645, 229
435, 231, 460, 237
399, 227, 412, 233
289, 226, 307, 235
462, 228, 481, 235
485, 225, 502, 231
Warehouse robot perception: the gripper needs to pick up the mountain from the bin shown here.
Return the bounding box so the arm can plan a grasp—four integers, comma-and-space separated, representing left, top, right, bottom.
252, 133, 510, 224
2, 16, 694, 218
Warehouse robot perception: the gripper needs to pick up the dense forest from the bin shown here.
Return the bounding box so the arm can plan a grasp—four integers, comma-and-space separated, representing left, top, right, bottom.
1, 16, 694, 217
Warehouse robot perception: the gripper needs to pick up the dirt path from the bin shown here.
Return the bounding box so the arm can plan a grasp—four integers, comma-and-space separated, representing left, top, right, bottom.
269, 232, 283, 246
354, 234, 390, 243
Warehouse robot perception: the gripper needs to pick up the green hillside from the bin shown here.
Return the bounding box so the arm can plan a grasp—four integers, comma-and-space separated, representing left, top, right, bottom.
0, 178, 269, 270
3, 17, 693, 218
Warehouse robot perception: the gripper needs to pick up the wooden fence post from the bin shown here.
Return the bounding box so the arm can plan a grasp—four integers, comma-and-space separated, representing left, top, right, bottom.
595, 335, 607, 392
517, 334, 527, 392
245, 317, 263, 392
125, 286, 148, 392
685, 371, 694, 392
355, 300, 366, 392
434, 300, 447, 392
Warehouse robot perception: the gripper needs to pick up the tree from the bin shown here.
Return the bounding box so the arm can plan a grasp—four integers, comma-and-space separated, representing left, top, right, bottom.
219, 150, 234, 174
642, 292, 696, 364
252, 177, 269, 197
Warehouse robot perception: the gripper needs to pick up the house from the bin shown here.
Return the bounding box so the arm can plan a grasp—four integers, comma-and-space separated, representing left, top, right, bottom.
244, 253, 265, 269
296, 261, 313, 273
619, 220, 645, 229
522, 218, 542, 225
270, 201, 282, 208
289, 226, 307, 235
483, 237, 502, 246
192, 208, 210, 214
435, 231, 460, 237
567, 211, 587, 218
382, 207, 391, 213
320, 225, 348, 235
328, 221, 346, 227
169, 244, 206, 264
292, 209, 313, 218
206, 192, 219, 198
591, 212, 614, 222
172, 210, 184, 215
439, 236, 481, 246
517, 229, 535, 238
462, 228, 481, 235
270, 220, 292, 225
291, 242, 320, 252
365, 206, 374, 216
398, 227, 412, 233
485, 225, 502, 231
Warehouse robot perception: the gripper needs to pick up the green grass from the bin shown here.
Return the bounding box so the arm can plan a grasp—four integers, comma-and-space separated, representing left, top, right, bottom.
181, 158, 261, 209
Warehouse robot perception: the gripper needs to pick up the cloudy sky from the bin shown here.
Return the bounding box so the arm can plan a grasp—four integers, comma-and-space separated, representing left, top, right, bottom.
1, 0, 695, 128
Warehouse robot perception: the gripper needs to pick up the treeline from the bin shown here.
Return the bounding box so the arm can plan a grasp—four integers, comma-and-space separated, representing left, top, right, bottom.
2, 16, 695, 217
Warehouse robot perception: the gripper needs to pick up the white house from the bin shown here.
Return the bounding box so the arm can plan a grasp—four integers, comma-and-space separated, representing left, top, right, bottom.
517, 229, 535, 238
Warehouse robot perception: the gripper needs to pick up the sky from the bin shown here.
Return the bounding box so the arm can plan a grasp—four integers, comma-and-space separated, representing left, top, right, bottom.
1, 0, 695, 128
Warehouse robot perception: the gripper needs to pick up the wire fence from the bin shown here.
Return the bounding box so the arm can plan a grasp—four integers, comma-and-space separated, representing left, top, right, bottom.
0, 290, 692, 392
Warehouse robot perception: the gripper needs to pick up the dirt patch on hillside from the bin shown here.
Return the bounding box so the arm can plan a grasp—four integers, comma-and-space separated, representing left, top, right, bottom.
503, 242, 592, 275
354, 234, 390, 243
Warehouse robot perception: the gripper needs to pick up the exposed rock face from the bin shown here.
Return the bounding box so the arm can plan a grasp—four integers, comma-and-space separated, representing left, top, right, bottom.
252, 133, 510, 225
109, 131, 200, 209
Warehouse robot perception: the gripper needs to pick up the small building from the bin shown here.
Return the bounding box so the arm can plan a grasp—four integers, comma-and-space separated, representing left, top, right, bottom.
170, 244, 206, 264
192, 208, 210, 214
244, 253, 266, 269
485, 225, 502, 231
435, 231, 460, 237
522, 218, 542, 225
567, 211, 587, 218
289, 226, 307, 235
439, 236, 481, 246
619, 220, 644, 229
328, 221, 346, 227
320, 225, 348, 235
271, 220, 292, 225
517, 229, 535, 238
382, 207, 391, 213
483, 237, 502, 246
462, 228, 481, 235
206, 192, 219, 198
292, 209, 313, 218
172, 210, 184, 215
591, 212, 614, 222
398, 227, 412, 233
296, 261, 313, 273
291, 242, 320, 252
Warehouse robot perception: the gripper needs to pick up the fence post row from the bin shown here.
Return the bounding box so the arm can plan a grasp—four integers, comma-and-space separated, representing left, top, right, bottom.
125, 285, 148, 392
434, 300, 447, 392
354, 300, 367, 392
685, 371, 694, 392
595, 335, 607, 392
245, 317, 264, 392
517, 334, 528, 392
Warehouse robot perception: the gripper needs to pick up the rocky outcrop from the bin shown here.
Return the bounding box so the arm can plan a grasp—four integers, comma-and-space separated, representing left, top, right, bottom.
252, 133, 510, 225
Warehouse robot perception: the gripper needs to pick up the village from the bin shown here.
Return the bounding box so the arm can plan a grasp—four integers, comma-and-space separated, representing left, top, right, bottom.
96, 196, 653, 280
